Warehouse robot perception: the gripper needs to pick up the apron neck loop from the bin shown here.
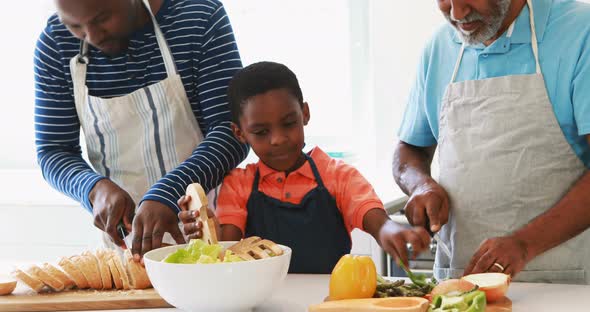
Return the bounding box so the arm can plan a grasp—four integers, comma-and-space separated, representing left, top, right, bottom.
73, 0, 177, 76
304, 153, 326, 189
252, 152, 326, 190
451, 43, 466, 83
527, 0, 541, 74
141, 0, 177, 77
253, 169, 261, 191
77, 41, 89, 64
451, 0, 541, 82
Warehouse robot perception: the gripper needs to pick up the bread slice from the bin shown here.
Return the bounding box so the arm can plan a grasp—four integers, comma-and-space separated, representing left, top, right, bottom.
27, 265, 64, 292
93, 250, 113, 290
228, 236, 284, 261
186, 183, 218, 244
72, 255, 102, 290
124, 249, 151, 289
0, 274, 17, 295
12, 269, 45, 292
106, 257, 123, 290
43, 263, 75, 290
58, 257, 89, 289
109, 250, 130, 290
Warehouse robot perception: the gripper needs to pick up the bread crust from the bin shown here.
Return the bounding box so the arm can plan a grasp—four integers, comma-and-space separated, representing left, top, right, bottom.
0, 275, 17, 295
58, 257, 89, 289
27, 265, 64, 292
109, 250, 131, 290
12, 269, 45, 292
72, 254, 102, 289
94, 250, 113, 290
124, 250, 151, 289
43, 263, 75, 290
228, 236, 284, 261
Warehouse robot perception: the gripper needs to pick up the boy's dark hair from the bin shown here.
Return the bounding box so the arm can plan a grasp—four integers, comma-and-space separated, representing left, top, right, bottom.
227, 61, 304, 125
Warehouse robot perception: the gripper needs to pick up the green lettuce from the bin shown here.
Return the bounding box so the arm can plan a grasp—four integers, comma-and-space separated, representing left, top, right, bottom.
163, 239, 243, 264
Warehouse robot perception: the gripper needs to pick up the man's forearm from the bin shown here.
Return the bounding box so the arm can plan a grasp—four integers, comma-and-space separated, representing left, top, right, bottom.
512, 170, 590, 262
142, 121, 249, 212
392, 141, 437, 195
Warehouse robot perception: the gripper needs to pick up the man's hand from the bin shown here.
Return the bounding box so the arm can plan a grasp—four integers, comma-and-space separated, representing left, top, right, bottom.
131, 200, 186, 261
404, 180, 450, 233
90, 179, 135, 248
463, 235, 529, 277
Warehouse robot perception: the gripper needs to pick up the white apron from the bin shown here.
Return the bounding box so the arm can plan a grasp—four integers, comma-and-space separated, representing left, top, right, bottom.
435, 0, 589, 284
70, 0, 213, 248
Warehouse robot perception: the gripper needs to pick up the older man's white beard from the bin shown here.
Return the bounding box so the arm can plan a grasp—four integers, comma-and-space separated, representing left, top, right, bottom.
445, 0, 511, 45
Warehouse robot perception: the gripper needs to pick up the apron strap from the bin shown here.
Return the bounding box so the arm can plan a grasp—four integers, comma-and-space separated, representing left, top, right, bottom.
252, 152, 327, 191
252, 168, 261, 192
70, 42, 89, 117
304, 153, 326, 189
451, 0, 541, 82
450, 43, 466, 83
141, 0, 177, 77
70, 0, 177, 84
527, 0, 541, 74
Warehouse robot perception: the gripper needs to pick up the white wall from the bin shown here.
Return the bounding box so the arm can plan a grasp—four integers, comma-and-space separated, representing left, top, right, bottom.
0, 2, 56, 169
6, 0, 586, 267
367, 2, 444, 201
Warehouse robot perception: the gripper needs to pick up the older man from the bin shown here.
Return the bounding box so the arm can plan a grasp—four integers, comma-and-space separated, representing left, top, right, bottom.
394, 0, 590, 284
35, 0, 248, 259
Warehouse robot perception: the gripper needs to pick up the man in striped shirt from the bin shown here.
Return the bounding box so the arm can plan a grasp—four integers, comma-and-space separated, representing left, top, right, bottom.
34, 0, 248, 258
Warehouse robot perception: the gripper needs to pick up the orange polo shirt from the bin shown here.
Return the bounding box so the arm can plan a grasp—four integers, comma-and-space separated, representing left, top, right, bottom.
216, 146, 384, 235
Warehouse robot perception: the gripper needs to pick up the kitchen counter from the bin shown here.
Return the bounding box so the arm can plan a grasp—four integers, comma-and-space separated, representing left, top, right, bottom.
57, 274, 589, 312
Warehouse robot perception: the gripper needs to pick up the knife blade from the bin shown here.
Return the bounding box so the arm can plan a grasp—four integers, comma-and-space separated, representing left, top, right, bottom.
425, 217, 452, 259
117, 222, 132, 250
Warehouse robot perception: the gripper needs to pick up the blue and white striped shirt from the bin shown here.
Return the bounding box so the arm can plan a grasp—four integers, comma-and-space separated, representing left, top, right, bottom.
34, 0, 248, 213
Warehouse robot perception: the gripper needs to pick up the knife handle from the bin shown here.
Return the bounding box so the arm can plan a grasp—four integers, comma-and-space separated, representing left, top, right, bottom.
424, 216, 435, 237
116, 222, 128, 239
399, 207, 434, 237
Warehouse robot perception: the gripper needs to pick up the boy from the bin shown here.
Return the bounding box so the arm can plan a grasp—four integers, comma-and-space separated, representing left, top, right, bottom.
178, 62, 430, 273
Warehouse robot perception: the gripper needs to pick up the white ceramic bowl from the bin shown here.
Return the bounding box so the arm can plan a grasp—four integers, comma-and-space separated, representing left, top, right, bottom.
143, 241, 291, 312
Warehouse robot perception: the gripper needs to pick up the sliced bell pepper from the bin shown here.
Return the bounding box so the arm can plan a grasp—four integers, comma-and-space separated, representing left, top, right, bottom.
429, 289, 486, 312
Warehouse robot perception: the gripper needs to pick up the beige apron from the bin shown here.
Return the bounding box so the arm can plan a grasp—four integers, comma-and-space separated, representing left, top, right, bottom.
70, 0, 213, 249
435, 0, 589, 284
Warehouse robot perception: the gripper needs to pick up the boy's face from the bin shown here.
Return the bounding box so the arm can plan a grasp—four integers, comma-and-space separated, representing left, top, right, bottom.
233, 88, 310, 172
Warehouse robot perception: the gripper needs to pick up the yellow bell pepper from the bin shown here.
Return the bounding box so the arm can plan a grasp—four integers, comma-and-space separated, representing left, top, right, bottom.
329, 254, 377, 300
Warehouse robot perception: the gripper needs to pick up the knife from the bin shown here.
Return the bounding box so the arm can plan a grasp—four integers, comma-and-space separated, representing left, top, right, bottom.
117, 222, 133, 250
425, 217, 452, 259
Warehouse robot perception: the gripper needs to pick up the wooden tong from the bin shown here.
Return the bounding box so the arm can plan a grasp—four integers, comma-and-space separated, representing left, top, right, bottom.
185, 183, 218, 245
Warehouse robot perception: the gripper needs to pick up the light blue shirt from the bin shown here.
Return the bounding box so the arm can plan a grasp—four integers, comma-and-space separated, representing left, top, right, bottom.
398, 0, 590, 167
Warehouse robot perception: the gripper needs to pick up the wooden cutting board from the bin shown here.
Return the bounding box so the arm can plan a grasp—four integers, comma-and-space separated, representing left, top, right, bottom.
0, 286, 172, 312
486, 296, 512, 311
312, 296, 512, 312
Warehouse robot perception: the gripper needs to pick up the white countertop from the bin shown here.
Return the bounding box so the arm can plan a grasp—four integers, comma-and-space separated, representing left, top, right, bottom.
59, 274, 589, 312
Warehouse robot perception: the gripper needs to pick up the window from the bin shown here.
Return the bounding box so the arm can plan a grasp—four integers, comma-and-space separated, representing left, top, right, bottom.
0, 1, 56, 170
223, 0, 362, 168
224, 1, 445, 202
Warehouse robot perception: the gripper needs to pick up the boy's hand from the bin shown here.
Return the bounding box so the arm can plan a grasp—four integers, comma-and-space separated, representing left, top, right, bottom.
177, 195, 216, 241
379, 222, 431, 268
